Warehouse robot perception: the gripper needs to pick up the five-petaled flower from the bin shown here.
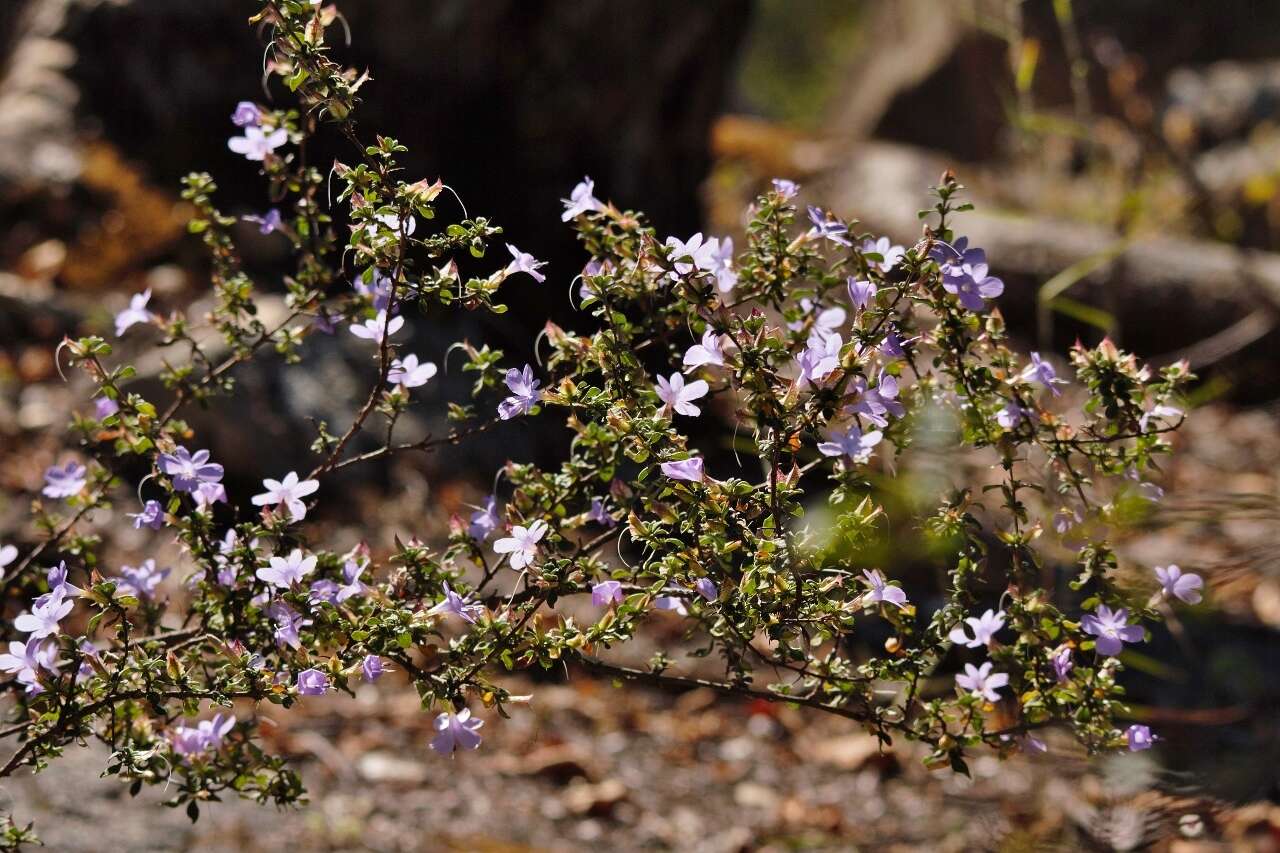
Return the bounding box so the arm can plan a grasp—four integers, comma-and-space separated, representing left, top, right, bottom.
251, 471, 320, 523
117, 559, 170, 601
349, 310, 405, 344
818, 424, 882, 463
170, 714, 236, 758
1020, 352, 1068, 396
771, 178, 799, 199
228, 125, 288, 161
497, 364, 541, 420
158, 447, 224, 494
115, 289, 157, 336
40, 561, 83, 606
561, 176, 604, 221
296, 668, 330, 696
431, 709, 484, 755
655, 372, 709, 417
664, 233, 721, 279
493, 520, 549, 570
257, 548, 317, 589
860, 236, 905, 272
231, 101, 261, 127
795, 333, 842, 387
683, 329, 728, 371
42, 460, 87, 499
428, 581, 485, 624
128, 500, 166, 530
847, 277, 877, 311
269, 600, 310, 649
15, 590, 73, 638
955, 661, 1008, 703
0, 637, 57, 695
860, 569, 908, 608
362, 655, 385, 682
505, 244, 547, 283
1154, 564, 1203, 604
1125, 724, 1155, 752
660, 457, 704, 483
1082, 605, 1144, 657
592, 580, 624, 607
933, 237, 1004, 311
806, 206, 850, 246
468, 495, 500, 541
244, 208, 283, 235
388, 353, 438, 388
949, 609, 1006, 648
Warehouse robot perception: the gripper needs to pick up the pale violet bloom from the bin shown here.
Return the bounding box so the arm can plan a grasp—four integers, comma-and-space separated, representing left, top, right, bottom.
795, 333, 842, 387
860, 236, 905, 272
997, 400, 1030, 430
231, 101, 261, 127
14, 591, 73, 638
711, 237, 738, 293
349, 310, 405, 344
949, 609, 1006, 648
955, 661, 1008, 703
498, 364, 541, 420
158, 447, 224, 494
256, 549, 317, 589
0, 637, 57, 695
227, 125, 288, 161
660, 457, 704, 483
493, 520, 549, 570
1052, 647, 1074, 683
309, 579, 341, 606
428, 581, 484, 624
193, 482, 227, 510
170, 714, 235, 758
296, 668, 330, 696
117, 559, 170, 601
1154, 564, 1203, 605
505, 244, 547, 283
664, 233, 720, 279
933, 238, 1004, 311
586, 497, 616, 528
353, 269, 394, 312
468, 496, 501, 541
789, 300, 846, 339
818, 424, 882, 463
806, 206, 850, 247
1020, 352, 1068, 397
1081, 605, 1143, 656
251, 471, 319, 522
695, 578, 718, 602
0, 544, 16, 570
336, 559, 369, 602
94, 396, 119, 420
683, 329, 728, 371
655, 373, 709, 417
43, 460, 88, 499
129, 500, 166, 530
847, 277, 877, 311
1053, 507, 1082, 534
388, 354, 438, 388
845, 373, 904, 427
431, 709, 483, 755
269, 600, 310, 649
592, 580, 624, 607
115, 289, 157, 336
771, 178, 799, 199
861, 569, 908, 608
40, 561, 83, 605
1139, 404, 1184, 432
362, 655, 386, 682
654, 595, 688, 615
562, 176, 604, 221
244, 208, 282, 235
1126, 724, 1155, 752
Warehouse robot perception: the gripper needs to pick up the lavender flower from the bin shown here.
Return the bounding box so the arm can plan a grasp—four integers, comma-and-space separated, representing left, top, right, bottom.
468, 496, 501, 541
296, 668, 330, 696
42, 461, 87, 499
795, 333, 842, 387
349, 310, 405, 344
654, 596, 688, 615
0, 638, 57, 695
682, 329, 728, 370
431, 709, 484, 755
244, 208, 283, 235
497, 364, 541, 420
256, 549, 317, 589
353, 269, 394, 312
586, 497, 616, 528
40, 561, 83, 605
711, 237, 738, 293
845, 373, 904, 427
1154, 564, 1203, 605
231, 101, 262, 127
949, 609, 1006, 648
660, 457, 704, 483
664, 233, 720, 278
1081, 605, 1143, 656
0, 544, 16, 570
1125, 724, 1155, 752
505, 244, 547, 283
128, 500, 166, 530
561, 176, 604, 221
114, 289, 156, 336
818, 424, 882, 463
592, 580, 624, 607
1052, 647, 1074, 683
655, 372, 709, 417
861, 569, 908, 608
336, 559, 369, 602
695, 578, 718, 602
1020, 352, 1068, 397
1138, 404, 1183, 432
806, 206, 850, 247
170, 714, 235, 758
193, 482, 227, 509
427, 581, 484, 624
14, 591, 73, 638
860, 236, 905, 272
847, 277, 877, 311
117, 559, 170, 601
771, 178, 799, 199
933, 238, 1003, 311
309, 579, 340, 605
227, 125, 288, 161
93, 396, 119, 420
251, 471, 319, 522
955, 662, 1008, 703
269, 600, 310, 649
362, 655, 385, 682
158, 446, 224, 493
493, 520, 549, 570
996, 400, 1030, 430
388, 353, 438, 388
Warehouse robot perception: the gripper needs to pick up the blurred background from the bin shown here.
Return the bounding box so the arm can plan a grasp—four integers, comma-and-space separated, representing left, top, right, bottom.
2, 0, 1280, 849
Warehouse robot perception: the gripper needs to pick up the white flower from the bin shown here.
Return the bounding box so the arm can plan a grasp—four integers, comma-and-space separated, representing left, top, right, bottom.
493, 520, 549, 570
388, 354, 438, 388
349, 311, 405, 344
561, 176, 604, 221
655, 372, 709, 417
251, 471, 320, 522
682, 329, 728, 371
227, 125, 288, 161
255, 549, 317, 589
115, 289, 157, 336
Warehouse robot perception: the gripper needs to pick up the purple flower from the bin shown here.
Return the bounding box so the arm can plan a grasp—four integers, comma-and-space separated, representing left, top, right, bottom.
683, 329, 728, 370
655, 372, 709, 417
661, 457, 704, 483
806, 206, 850, 247
296, 668, 330, 696
505, 244, 547, 283
40, 561, 82, 605
771, 178, 799, 200
42, 461, 88, 499
193, 482, 227, 509
337, 559, 369, 602
128, 500, 166, 530
711, 237, 738, 293
497, 364, 541, 420
592, 580, 624, 607
93, 396, 119, 420
1020, 352, 1068, 397
949, 609, 1006, 648
818, 424, 882, 463
313, 308, 338, 335
664, 233, 720, 278
1053, 507, 1082, 534
654, 595, 688, 615
847, 277, 878, 311
1081, 605, 1144, 657
694, 578, 718, 602
586, 497, 616, 528
860, 236, 905, 272
562, 176, 604, 221
427, 581, 485, 624
227, 125, 288, 161
388, 353, 438, 388
789, 300, 846, 339
170, 713, 235, 758
231, 101, 261, 127
251, 471, 319, 522
362, 655, 385, 682
349, 310, 405, 344
1052, 647, 1074, 683
0, 544, 16, 570
879, 327, 914, 360
14, 591, 72, 639
795, 333, 842, 387
1154, 564, 1203, 605
861, 569, 908, 608
244, 208, 283, 235
309, 579, 340, 605
158, 446, 224, 494
468, 495, 500, 541
493, 520, 549, 570
933, 238, 1003, 311
257, 548, 317, 589
353, 269, 394, 312
1139, 404, 1183, 432
269, 600, 310, 649
115, 289, 156, 336
1125, 724, 1155, 752
431, 709, 484, 755
996, 400, 1030, 430
117, 559, 170, 601
845, 373, 904, 427
0, 637, 57, 695
955, 661, 1008, 703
